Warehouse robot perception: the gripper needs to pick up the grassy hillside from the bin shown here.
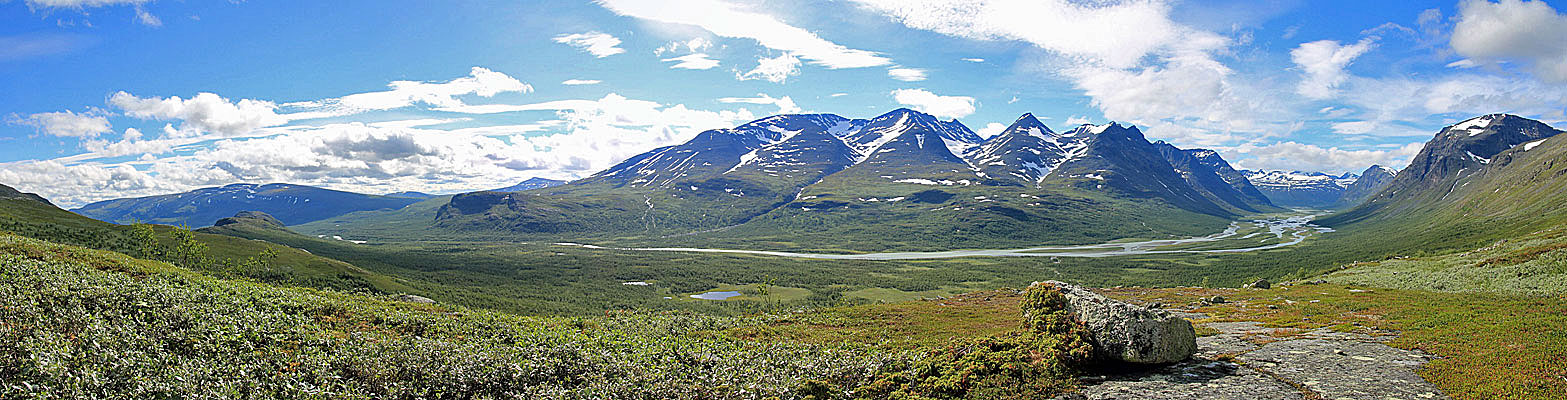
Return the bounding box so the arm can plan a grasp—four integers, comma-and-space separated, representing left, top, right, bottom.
1321, 225, 1567, 296
0, 195, 409, 294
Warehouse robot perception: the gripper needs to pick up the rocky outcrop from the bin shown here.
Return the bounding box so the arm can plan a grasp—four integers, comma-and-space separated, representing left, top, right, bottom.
1038, 281, 1197, 364
213, 211, 287, 229
395, 294, 435, 304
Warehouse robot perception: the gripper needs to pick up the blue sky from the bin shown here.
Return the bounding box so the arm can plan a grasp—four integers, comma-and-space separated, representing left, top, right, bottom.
3, 0, 1566, 207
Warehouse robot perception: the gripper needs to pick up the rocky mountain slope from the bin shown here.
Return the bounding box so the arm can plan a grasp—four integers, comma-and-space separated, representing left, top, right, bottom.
74, 183, 422, 228
1318, 114, 1567, 249
1335, 165, 1397, 208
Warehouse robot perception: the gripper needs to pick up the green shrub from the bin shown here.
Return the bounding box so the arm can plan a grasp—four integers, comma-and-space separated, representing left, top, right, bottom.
851, 284, 1092, 399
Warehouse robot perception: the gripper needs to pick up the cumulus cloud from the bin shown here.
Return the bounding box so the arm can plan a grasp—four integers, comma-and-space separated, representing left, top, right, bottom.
852, 0, 1273, 143
975, 122, 1006, 138
552, 31, 626, 58
662, 53, 720, 70
110, 91, 287, 138
738, 52, 802, 83
1451, 0, 1567, 82
850, 0, 1220, 69
1292, 38, 1375, 99
717, 93, 801, 114
1228, 141, 1424, 174
887, 67, 927, 81
283, 67, 531, 118
8, 109, 112, 137
891, 89, 976, 119
597, 0, 890, 69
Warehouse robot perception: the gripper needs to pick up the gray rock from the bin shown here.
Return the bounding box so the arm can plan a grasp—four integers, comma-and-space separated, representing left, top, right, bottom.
1237, 339, 1447, 399
1242, 278, 1270, 289
1039, 281, 1197, 364
395, 294, 436, 304
1204, 295, 1228, 304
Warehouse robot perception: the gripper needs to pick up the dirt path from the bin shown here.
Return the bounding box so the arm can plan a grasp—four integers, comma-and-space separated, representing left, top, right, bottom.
1069, 311, 1448, 400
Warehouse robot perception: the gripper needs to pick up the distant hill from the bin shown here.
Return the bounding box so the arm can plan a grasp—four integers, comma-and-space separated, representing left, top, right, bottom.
491, 177, 568, 192
0, 184, 406, 293
384, 191, 436, 199
74, 183, 422, 228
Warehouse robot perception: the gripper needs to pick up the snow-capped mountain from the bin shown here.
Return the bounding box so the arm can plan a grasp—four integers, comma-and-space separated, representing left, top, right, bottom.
74, 183, 423, 227
1241, 170, 1359, 208
965, 113, 1094, 185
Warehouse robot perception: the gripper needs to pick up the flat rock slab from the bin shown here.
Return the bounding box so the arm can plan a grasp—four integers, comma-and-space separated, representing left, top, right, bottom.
1079, 360, 1303, 400
1238, 339, 1446, 400
1075, 315, 1449, 399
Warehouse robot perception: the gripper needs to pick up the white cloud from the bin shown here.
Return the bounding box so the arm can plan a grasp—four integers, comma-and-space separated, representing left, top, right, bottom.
1292, 38, 1375, 99
850, 0, 1221, 69
975, 122, 1006, 138
962, 58, 985, 62
562, 79, 602, 85
13, 94, 762, 207
852, 0, 1269, 142
553, 31, 626, 58
738, 52, 802, 83
110, 92, 287, 138
887, 67, 927, 81
717, 93, 801, 114
283, 67, 531, 118
890, 88, 976, 119
133, 6, 161, 26
1451, 0, 1567, 82
829, 93, 848, 97
597, 0, 890, 69
8, 109, 112, 137
662, 53, 720, 70
655, 37, 714, 56
1228, 141, 1424, 173
1065, 115, 1091, 125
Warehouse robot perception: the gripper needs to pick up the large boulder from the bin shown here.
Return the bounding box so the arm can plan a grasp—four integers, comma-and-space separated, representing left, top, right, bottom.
1037, 280, 1196, 364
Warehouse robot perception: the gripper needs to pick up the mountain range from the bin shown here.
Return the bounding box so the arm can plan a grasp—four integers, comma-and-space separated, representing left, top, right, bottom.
1240, 166, 1398, 209
432, 109, 1280, 250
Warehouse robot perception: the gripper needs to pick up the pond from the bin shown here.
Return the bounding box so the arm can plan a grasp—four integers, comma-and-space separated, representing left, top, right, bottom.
689, 291, 743, 300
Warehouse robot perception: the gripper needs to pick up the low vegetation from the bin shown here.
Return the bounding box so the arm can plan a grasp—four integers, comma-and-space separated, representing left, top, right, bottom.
0, 233, 1108, 399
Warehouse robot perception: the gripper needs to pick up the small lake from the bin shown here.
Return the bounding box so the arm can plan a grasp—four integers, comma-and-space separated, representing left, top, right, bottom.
689, 291, 743, 300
